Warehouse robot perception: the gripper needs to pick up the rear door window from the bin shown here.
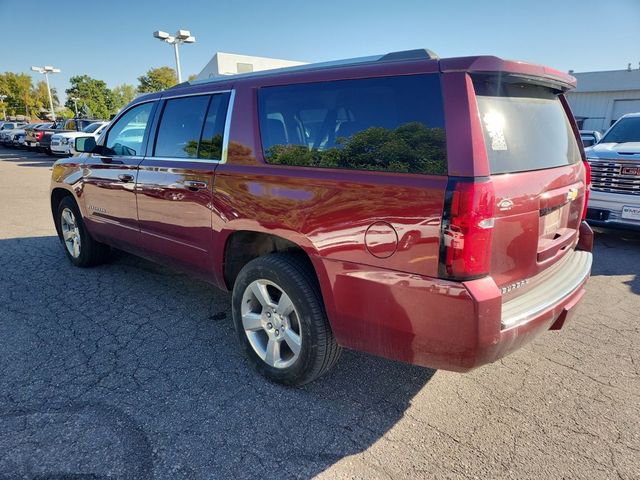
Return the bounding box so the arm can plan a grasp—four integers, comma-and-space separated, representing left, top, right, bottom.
258, 74, 447, 175
474, 76, 581, 174
154, 93, 230, 160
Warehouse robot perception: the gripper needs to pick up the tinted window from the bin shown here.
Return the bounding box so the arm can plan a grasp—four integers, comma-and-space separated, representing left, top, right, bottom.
601, 116, 640, 144
198, 94, 230, 159
258, 74, 447, 175
105, 102, 154, 156
474, 76, 581, 174
83, 122, 103, 133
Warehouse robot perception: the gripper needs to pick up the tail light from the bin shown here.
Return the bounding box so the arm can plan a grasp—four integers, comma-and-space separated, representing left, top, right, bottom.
582, 160, 591, 220
35, 131, 44, 140
438, 177, 495, 281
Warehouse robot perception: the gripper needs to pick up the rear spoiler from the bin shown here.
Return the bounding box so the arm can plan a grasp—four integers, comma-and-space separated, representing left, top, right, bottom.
439, 56, 576, 92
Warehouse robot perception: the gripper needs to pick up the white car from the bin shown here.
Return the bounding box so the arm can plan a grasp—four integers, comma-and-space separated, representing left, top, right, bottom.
585, 112, 640, 230
51, 121, 109, 156
0, 122, 27, 144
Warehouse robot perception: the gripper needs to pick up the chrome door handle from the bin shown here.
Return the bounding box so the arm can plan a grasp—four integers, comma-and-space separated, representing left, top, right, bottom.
184, 180, 208, 190
118, 174, 134, 183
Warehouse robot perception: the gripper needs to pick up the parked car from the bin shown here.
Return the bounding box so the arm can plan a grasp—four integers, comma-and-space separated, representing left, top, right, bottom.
580, 130, 602, 147
51, 121, 109, 156
25, 123, 54, 150
51, 49, 593, 385
4, 123, 43, 148
0, 122, 27, 144
38, 118, 103, 154
585, 112, 640, 230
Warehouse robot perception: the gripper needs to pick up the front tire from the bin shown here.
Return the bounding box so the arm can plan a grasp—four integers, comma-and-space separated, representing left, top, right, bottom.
56, 197, 109, 267
232, 253, 341, 386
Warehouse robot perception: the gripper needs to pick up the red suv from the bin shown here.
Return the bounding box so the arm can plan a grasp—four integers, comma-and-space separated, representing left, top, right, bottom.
50, 49, 593, 385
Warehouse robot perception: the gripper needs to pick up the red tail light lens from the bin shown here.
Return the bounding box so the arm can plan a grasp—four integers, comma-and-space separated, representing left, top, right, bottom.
35, 131, 44, 140
582, 160, 591, 220
438, 178, 495, 281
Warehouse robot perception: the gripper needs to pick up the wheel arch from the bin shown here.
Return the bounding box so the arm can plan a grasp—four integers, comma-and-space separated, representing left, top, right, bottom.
222, 230, 319, 290
50, 187, 78, 236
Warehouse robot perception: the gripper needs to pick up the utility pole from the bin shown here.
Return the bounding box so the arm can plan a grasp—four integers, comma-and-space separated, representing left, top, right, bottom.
31, 65, 60, 120
70, 96, 79, 117
152, 29, 196, 83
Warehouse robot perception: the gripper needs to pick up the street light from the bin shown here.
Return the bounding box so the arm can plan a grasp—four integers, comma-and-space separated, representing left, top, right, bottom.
69, 96, 79, 117
152, 29, 196, 83
0, 94, 7, 120
31, 65, 60, 121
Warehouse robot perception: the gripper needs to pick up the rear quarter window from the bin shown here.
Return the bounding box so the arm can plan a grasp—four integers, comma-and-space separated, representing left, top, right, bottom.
474, 76, 581, 174
258, 74, 447, 175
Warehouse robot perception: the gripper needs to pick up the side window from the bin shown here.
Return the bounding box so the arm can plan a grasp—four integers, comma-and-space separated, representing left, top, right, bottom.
197, 94, 230, 159
153, 93, 229, 160
258, 74, 447, 175
105, 102, 154, 156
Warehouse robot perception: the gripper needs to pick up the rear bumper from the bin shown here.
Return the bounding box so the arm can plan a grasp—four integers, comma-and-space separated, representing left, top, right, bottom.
319, 249, 592, 371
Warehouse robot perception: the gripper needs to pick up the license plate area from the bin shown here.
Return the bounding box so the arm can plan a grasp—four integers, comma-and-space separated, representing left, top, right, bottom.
621, 205, 640, 221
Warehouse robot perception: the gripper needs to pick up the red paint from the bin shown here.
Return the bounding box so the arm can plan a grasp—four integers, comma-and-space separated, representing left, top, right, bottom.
50, 54, 591, 372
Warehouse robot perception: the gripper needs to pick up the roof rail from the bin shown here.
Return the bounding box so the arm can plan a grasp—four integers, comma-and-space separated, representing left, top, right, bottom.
186, 48, 439, 87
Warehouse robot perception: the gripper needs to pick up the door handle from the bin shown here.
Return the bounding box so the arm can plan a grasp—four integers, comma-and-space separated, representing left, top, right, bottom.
184, 180, 208, 191
118, 174, 134, 183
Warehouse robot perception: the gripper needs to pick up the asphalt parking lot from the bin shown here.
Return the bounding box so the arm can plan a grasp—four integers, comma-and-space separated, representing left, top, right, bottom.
0, 146, 638, 480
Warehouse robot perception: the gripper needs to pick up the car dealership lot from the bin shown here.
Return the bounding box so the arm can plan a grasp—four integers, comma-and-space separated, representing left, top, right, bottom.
0, 147, 638, 479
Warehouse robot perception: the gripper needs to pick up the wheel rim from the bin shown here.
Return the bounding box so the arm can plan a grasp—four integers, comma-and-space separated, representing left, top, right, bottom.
60, 207, 81, 258
241, 279, 303, 369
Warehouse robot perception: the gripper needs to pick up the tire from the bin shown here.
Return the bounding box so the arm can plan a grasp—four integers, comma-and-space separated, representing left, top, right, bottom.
232, 253, 341, 386
56, 196, 110, 267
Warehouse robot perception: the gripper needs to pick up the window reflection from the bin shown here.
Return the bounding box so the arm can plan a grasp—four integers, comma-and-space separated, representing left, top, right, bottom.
259, 74, 448, 175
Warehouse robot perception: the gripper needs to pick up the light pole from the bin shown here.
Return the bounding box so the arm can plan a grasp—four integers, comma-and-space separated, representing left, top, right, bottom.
152, 29, 196, 83
31, 65, 60, 120
0, 94, 7, 120
69, 96, 79, 117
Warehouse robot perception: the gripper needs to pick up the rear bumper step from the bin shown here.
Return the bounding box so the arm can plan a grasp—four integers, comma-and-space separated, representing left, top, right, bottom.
501, 250, 593, 329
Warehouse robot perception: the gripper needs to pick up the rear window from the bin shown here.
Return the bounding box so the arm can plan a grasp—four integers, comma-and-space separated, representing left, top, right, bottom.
474, 76, 581, 174
258, 74, 447, 175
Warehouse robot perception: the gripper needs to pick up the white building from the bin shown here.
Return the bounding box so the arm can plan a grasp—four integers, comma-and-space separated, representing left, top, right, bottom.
566, 66, 640, 132
195, 52, 307, 80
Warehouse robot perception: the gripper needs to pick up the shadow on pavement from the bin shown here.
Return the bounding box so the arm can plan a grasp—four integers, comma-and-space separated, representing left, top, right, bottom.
0, 235, 435, 479
591, 227, 640, 295
0, 148, 57, 168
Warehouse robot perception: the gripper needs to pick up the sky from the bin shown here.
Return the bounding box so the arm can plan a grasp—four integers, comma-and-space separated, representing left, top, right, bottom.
1, 0, 639, 102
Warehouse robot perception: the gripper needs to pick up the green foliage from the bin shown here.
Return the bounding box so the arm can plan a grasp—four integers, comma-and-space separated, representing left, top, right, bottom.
137, 67, 177, 93
65, 75, 114, 119
184, 134, 224, 159
111, 84, 137, 112
265, 122, 447, 175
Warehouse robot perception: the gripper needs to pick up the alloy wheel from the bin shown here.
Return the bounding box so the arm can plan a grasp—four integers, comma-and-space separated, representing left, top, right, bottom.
240, 279, 303, 369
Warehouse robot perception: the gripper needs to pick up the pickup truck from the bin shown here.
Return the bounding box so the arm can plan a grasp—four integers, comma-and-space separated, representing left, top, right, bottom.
585, 112, 640, 230
33, 118, 102, 154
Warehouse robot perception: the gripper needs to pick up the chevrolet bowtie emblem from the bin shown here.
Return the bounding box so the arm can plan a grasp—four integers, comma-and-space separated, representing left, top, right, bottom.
567, 188, 578, 202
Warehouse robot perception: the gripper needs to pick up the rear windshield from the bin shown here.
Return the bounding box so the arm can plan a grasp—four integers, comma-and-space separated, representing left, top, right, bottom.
601, 116, 640, 144
473, 76, 581, 174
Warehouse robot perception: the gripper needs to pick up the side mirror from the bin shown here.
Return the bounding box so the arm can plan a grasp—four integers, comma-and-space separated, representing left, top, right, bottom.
75, 136, 97, 153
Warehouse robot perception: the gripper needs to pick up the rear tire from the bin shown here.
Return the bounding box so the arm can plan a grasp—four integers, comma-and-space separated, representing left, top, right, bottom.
232, 253, 341, 386
56, 196, 109, 267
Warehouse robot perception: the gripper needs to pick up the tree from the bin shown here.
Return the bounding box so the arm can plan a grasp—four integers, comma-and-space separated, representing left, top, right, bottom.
137, 67, 177, 93
111, 84, 137, 112
65, 75, 114, 119
0, 72, 33, 116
